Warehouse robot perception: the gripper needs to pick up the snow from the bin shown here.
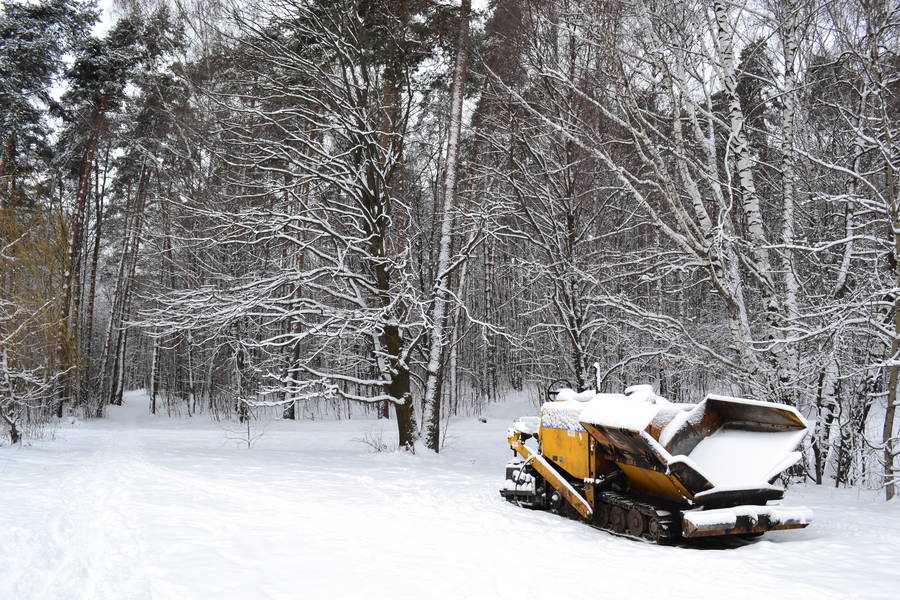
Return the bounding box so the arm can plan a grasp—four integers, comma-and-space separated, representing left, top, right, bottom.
687, 428, 807, 488
511, 416, 540, 436
683, 504, 814, 531
623, 383, 658, 399
1, 390, 898, 600
578, 392, 667, 431
554, 388, 596, 403
501, 476, 534, 492
540, 398, 588, 431
502, 461, 535, 492
657, 407, 694, 447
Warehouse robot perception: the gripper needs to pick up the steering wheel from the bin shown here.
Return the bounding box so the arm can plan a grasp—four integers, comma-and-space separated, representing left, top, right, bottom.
546, 378, 572, 402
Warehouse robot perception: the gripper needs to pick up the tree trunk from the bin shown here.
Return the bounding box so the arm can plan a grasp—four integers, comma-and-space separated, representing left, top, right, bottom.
84, 141, 111, 352
0, 406, 18, 445
113, 328, 127, 406
149, 332, 158, 414
778, 0, 801, 402
714, 1, 789, 399
884, 152, 898, 500
423, 0, 471, 451
1, 346, 20, 444
235, 344, 249, 424
99, 164, 148, 413
60, 96, 109, 406
186, 332, 195, 417
282, 335, 300, 420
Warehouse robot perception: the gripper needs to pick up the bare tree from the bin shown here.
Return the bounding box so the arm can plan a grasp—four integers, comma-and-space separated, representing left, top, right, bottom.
422, 0, 473, 452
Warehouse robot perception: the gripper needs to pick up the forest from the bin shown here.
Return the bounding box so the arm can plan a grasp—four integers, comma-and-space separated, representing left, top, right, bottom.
1, 0, 897, 498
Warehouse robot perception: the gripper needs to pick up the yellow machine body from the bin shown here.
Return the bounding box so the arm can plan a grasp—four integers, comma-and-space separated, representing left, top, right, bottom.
616, 463, 690, 504
538, 413, 691, 504
502, 388, 813, 543
539, 425, 591, 480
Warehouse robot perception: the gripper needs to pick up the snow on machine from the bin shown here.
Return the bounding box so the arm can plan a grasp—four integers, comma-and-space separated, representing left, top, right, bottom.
501, 383, 812, 544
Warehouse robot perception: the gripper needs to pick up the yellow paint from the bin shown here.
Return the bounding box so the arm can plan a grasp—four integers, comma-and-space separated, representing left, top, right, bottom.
507, 431, 593, 519
617, 463, 692, 503
540, 427, 591, 480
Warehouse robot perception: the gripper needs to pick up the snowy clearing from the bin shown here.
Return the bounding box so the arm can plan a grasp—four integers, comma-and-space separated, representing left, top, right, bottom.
1, 391, 897, 600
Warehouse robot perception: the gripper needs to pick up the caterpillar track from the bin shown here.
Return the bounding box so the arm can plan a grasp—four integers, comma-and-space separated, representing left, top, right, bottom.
500, 383, 813, 544
593, 492, 679, 544
501, 462, 679, 544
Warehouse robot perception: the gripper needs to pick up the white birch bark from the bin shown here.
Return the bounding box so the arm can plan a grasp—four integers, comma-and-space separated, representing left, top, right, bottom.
778, 0, 801, 325
423, 0, 471, 451
713, 0, 791, 398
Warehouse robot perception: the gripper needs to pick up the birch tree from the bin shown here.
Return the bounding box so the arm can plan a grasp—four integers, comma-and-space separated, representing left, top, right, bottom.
422, 0, 472, 452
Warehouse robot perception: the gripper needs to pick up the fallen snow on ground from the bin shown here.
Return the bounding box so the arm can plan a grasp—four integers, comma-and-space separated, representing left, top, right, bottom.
1, 391, 897, 600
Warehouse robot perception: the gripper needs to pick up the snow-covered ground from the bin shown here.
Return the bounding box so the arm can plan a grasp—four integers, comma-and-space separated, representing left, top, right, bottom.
1, 391, 897, 600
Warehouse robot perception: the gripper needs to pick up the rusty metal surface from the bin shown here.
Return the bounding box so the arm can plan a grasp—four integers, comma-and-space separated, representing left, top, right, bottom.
681, 506, 812, 538
683, 520, 809, 538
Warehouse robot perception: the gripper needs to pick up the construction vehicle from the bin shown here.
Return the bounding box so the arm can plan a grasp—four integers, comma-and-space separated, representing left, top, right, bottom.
501, 383, 812, 544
